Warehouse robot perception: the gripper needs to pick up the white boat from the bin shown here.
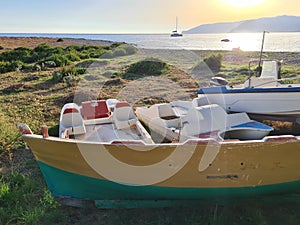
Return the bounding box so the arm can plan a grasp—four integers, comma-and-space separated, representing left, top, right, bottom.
198, 60, 300, 122
170, 17, 183, 37
136, 100, 273, 142
59, 99, 154, 144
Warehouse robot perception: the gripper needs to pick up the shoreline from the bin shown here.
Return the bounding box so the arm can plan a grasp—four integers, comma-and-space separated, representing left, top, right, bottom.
0, 36, 113, 51
1, 37, 300, 66
1, 36, 300, 52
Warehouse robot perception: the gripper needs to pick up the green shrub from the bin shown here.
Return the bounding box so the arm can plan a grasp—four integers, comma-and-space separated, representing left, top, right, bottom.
78, 53, 90, 59
51, 46, 64, 55
44, 61, 57, 68
33, 43, 51, 52
101, 50, 114, 59
21, 63, 35, 72
122, 44, 138, 55
65, 52, 81, 62
0, 47, 31, 62
110, 42, 123, 49
0, 60, 23, 73
63, 75, 81, 87
32, 44, 53, 60
126, 58, 168, 76
43, 54, 71, 67
112, 48, 127, 57
203, 54, 223, 72
56, 38, 64, 42
75, 59, 105, 68
89, 49, 107, 58
101, 44, 137, 59
0, 43, 115, 74
52, 71, 64, 82
29, 45, 64, 63
65, 45, 81, 52
0, 61, 10, 73
52, 66, 86, 83
78, 45, 107, 58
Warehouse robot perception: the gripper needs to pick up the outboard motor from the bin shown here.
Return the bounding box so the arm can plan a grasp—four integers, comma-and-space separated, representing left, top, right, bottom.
209, 76, 228, 86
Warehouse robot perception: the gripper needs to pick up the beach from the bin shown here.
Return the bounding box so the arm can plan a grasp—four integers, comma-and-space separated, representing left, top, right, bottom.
1, 36, 300, 67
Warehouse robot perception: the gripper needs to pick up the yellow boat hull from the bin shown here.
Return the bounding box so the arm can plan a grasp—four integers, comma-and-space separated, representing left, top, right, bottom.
22, 134, 300, 207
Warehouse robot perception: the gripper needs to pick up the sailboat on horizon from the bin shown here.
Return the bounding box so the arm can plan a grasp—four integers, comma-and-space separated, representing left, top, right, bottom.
171, 17, 183, 37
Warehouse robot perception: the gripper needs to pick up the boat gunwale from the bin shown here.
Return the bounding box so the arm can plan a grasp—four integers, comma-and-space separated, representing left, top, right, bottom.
21, 133, 300, 147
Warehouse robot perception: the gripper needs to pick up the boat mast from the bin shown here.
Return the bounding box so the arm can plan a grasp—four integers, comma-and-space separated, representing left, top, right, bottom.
258, 31, 268, 75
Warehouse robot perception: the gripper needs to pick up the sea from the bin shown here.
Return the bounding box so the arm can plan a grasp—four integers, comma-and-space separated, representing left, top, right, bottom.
1, 32, 300, 52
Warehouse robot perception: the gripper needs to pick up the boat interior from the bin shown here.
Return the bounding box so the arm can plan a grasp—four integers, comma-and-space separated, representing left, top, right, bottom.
243, 60, 281, 88
59, 100, 154, 144
136, 99, 274, 143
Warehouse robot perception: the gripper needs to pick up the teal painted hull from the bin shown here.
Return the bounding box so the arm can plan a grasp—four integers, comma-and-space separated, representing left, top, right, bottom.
38, 161, 300, 205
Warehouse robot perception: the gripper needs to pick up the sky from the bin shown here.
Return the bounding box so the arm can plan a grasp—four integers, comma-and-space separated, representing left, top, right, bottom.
1, 0, 300, 33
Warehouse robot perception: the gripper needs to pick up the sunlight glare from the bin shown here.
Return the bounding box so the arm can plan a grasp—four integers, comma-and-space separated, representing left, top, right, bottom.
228, 33, 262, 51
220, 0, 266, 8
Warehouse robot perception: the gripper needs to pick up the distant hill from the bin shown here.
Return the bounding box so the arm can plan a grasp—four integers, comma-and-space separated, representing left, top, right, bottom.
184, 15, 300, 34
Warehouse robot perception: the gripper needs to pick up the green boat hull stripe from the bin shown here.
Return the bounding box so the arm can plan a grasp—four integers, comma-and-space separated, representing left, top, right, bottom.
38, 161, 300, 202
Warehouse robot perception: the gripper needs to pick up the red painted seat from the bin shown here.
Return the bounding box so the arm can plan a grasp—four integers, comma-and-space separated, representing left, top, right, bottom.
115, 101, 131, 108
81, 100, 110, 120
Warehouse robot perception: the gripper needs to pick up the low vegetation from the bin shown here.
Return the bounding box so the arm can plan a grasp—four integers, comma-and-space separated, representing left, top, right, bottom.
1, 41, 300, 224
52, 66, 87, 86
0, 42, 138, 74
203, 53, 223, 72
0, 172, 64, 225
121, 58, 169, 80
102, 44, 138, 58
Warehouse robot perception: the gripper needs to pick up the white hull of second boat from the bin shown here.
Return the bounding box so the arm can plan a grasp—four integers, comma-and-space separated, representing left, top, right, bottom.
197, 87, 300, 118
198, 60, 300, 121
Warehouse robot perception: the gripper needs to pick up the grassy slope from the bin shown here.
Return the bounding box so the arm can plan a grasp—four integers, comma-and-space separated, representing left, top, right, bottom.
1, 39, 300, 224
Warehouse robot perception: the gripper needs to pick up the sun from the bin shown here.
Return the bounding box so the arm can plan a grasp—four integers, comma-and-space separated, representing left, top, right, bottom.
220, 0, 266, 8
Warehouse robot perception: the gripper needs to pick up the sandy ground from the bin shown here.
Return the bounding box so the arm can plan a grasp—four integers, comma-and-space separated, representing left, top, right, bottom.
0, 36, 113, 51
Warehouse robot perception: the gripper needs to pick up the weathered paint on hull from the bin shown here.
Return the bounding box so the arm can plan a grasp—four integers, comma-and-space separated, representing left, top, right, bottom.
38, 161, 300, 202
22, 134, 300, 206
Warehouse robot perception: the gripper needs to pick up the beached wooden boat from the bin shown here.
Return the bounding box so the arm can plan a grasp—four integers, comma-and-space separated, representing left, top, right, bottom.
18, 98, 300, 208
18, 125, 300, 208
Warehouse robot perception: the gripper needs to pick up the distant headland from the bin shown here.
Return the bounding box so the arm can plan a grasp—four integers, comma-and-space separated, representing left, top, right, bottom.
184, 15, 300, 34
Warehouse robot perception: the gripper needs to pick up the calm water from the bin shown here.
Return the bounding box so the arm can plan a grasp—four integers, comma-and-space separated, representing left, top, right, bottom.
1, 32, 300, 52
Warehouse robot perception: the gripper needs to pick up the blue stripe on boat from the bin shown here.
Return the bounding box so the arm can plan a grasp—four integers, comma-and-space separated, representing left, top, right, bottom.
198, 86, 300, 94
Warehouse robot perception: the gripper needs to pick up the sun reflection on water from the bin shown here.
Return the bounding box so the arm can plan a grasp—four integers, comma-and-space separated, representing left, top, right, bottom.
226, 33, 263, 51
